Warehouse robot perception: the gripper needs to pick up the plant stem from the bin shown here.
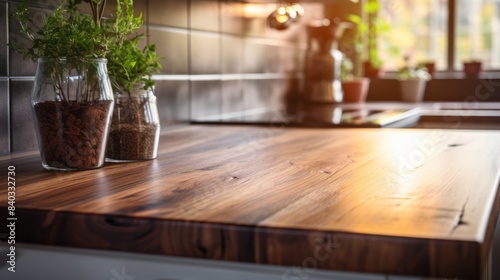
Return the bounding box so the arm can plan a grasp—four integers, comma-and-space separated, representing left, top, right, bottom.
89, 2, 98, 27
99, 0, 107, 26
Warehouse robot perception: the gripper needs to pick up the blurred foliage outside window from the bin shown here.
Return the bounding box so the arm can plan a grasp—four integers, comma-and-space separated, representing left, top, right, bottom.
378, 0, 500, 71
456, 0, 500, 69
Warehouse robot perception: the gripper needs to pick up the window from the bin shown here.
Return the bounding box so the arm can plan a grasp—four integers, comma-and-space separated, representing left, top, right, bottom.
378, 0, 500, 71
456, 0, 500, 69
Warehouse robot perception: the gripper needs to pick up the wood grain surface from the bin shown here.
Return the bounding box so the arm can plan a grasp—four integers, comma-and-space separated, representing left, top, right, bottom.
1, 125, 500, 279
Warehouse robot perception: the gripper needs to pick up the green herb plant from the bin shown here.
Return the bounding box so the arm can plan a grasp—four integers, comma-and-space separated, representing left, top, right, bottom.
348, 0, 393, 75
103, 3, 162, 161
14, 0, 104, 103
14, 0, 108, 60
340, 57, 355, 82
397, 57, 431, 81
12, 0, 158, 103
107, 38, 161, 94
102, 0, 161, 96
103, 0, 161, 97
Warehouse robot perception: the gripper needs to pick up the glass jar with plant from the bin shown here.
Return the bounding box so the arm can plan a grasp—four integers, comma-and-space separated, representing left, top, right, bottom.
13, 0, 137, 171
397, 57, 431, 102
105, 36, 162, 161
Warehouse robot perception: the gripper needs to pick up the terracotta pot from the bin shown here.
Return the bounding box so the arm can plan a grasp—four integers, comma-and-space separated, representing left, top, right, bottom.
399, 79, 427, 102
342, 78, 370, 103
363, 61, 384, 78
423, 62, 436, 76
463, 61, 482, 77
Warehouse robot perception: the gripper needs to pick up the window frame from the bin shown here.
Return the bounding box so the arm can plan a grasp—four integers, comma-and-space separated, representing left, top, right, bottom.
447, 0, 456, 71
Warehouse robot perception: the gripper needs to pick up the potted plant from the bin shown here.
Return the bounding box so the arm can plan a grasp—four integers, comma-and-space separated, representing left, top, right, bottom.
13, 0, 137, 170
462, 42, 482, 77
397, 57, 431, 102
348, 0, 391, 78
105, 33, 162, 161
463, 60, 482, 78
418, 60, 436, 77
341, 57, 370, 103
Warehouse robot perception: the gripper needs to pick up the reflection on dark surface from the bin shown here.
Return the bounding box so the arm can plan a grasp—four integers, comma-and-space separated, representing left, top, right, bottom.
193, 103, 422, 128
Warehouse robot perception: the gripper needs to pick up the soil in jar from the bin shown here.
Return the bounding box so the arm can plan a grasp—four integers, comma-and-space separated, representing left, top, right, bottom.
106, 98, 159, 160
33, 100, 113, 169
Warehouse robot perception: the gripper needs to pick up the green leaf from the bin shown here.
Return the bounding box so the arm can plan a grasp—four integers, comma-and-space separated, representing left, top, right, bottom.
348, 14, 361, 24
365, 0, 381, 14
12, 0, 162, 98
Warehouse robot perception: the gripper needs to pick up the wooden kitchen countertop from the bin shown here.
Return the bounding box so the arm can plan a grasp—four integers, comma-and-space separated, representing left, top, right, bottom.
1, 125, 500, 279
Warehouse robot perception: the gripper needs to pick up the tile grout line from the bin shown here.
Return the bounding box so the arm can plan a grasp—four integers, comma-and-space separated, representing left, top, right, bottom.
187, 0, 192, 122
6, 1, 11, 153
218, 0, 223, 119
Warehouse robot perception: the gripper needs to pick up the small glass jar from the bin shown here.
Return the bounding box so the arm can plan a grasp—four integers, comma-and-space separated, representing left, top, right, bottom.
31, 58, 114, 171
106, 85, 160, 162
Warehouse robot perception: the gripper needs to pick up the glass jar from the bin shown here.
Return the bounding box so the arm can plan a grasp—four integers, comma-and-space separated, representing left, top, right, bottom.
106, 85, 160, 162
31, 58, 114, 171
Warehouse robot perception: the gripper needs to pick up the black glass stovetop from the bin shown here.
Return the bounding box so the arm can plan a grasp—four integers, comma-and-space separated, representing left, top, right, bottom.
192, 105, 422, 128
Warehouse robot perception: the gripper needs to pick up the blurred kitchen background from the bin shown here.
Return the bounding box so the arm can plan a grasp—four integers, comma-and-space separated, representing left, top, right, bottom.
1, 0, 500, 155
